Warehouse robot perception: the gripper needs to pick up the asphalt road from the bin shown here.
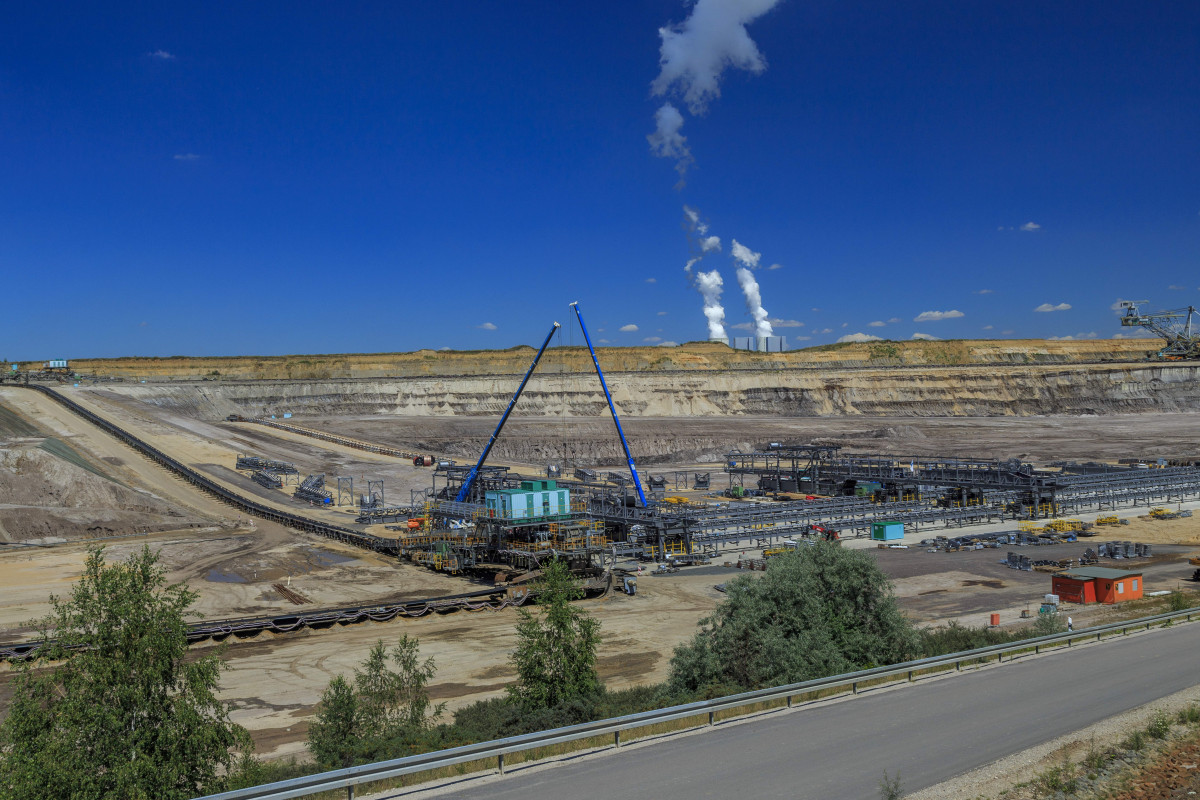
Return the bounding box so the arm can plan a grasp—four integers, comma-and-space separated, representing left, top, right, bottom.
402, 623, 1200, 800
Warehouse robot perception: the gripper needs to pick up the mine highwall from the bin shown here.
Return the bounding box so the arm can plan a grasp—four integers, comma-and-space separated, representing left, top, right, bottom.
83, 363, 1200, 420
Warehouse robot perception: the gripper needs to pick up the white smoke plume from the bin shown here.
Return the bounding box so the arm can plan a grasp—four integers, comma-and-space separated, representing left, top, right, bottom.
695, 269, 727, 339
730, 239, 761, 269
647, 103, 693, 182
682, 206, 727, 339
648, 0, 783, 179
731, 238, 773, 337
683, 205, 723, 253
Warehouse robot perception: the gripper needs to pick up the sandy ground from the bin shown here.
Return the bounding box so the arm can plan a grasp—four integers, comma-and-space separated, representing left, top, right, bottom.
3, 385, 1200, 762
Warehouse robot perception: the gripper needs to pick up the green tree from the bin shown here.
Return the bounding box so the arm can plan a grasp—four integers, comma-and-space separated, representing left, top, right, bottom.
666, 543, 918, 694
507, 559, 602, 711
307, 635, 444, 768
306, 676, 359, 769
0, 545, 248, 800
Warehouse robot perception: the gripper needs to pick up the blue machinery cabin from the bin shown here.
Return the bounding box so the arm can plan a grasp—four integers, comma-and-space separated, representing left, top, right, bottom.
485, 480, 571, 521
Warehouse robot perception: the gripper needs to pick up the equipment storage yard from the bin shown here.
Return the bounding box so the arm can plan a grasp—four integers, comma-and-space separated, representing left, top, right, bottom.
4, 345, 1200, 762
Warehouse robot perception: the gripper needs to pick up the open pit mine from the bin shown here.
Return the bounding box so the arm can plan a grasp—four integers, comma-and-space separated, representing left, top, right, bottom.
2, 336, 1200, 761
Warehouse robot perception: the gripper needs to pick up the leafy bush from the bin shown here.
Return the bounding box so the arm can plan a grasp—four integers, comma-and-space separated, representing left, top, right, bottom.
1122, 730, 1146, 752
1168, 590, 1192, 612
1176, 704, 1200, 725
1030, 611, 1067, 637
879, 769, 904, 799
1083, 736, 1111, 771
918, 620, 1020, 657
1147, 709, 1172, 740
666, 544, 919, 694
450, 695, 598, 743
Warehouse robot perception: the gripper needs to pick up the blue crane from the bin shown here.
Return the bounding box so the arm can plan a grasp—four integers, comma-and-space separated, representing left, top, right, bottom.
570, 301, 647, 507
454, 320, 560, 503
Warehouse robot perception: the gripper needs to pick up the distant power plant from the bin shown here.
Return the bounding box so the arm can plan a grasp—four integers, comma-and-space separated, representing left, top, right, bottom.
728, 336, 787, 352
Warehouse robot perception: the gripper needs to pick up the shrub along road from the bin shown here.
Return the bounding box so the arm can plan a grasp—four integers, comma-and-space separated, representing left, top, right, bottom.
399, 622, 1200, 800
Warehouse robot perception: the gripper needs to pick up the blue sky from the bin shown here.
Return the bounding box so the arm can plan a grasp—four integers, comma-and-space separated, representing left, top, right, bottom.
2, 1, 1198, 359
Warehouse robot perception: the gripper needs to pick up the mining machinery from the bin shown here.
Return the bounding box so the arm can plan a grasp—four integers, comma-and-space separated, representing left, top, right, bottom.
1119, 301, 1200, 360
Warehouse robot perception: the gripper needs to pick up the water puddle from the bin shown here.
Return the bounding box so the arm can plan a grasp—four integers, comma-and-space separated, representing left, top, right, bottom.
304, 547, 356, 567
206, 569, 247, 584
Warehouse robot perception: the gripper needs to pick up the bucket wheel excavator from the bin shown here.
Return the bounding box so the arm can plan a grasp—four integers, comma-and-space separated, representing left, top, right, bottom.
1119, 301, 1200, 360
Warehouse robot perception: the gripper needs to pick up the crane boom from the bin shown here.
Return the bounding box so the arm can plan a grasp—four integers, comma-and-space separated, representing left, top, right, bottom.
454, 321, 560, 503
570, 301, 647, 507
1119, 301, 1200, 360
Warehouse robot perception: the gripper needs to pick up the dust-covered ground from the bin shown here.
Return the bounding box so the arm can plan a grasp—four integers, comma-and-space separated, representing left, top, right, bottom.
0, 390, 223, 544
3, 385, 1200, 761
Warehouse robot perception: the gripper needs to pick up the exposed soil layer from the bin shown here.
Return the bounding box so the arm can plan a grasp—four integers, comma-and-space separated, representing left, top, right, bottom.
0, 393, 214, 544
79, 362, 1200, 425
58, 337, 1158, 381
2, 376, 1200, 762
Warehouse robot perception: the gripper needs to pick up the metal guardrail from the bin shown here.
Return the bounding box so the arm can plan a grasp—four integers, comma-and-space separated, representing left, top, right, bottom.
198, 606, 1200, 800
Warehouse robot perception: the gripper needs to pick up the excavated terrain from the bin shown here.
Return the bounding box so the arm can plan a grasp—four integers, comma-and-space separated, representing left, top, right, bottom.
0, 393, 215, 544
2, 338, 1199, 761
77, 362, 1200, 422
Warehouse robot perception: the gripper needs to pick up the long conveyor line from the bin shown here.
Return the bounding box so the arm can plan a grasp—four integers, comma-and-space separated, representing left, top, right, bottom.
0, 586, 519, 662
0, 384, 528, 662
9, 383, 401, 554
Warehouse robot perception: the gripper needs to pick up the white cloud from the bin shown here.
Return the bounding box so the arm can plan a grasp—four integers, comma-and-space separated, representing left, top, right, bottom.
837, 332, 882, 343
657, 311, 669, 316
619, 324, 638, 332
150, 50, 175, 60
767, 318, 804, 328
729, 322, 753, 331
1002, 329, 1014, 335
657, 340, 679, 347
818, 327, 833, 334
650, 0, 783, 114
645, 277, 657, 284
841, 322, 848, 328
767, 263, 782, 270
982, 325, 994, 330
477, 322, 497, 331
914, 310, 964, 322
1047, 335, 1074, 341
974, 289, 994, 295
1034, 302, 1071, 312
643, 336, 662, 343
173, 153, 200, 161
1169, 284, 1186, 291
1020, 221, 1041, 232
791, 335, 812, 341
1077, 331, 1098, 339
868, 321, 886, 328
887, 318, 902, 324
911, 333, 940, 340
